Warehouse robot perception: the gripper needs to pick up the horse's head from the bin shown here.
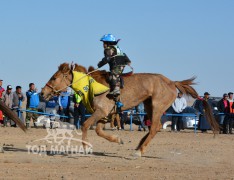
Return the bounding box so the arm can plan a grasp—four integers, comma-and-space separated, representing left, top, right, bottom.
41, 63, 73, 100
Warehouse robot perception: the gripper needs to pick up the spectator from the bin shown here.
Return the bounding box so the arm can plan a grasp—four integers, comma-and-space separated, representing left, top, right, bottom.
110, 111, 124, 130
26, 83, 40, 128
226, 92, 234, 134
73, 92, 86, 129
0, 79, 5, 124
118, 111, 125, 130
144, 114, 151, 131
46, 96, 58, 113
38, 95, 46, 113
12, 86, 25, 125
2, 85, 13, 127
136, 102, 146, 131
198, 92, 213, 133
58, 89, 70, 122
171, 92, 187, 132
218, 93, 230, 134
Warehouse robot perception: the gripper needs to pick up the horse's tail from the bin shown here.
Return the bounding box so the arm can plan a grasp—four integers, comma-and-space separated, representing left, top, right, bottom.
174, 77, 219, 134
0, 100, 26, 132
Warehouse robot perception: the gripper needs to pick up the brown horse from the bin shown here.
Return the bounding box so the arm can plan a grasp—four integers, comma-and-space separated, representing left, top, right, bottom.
41, 63, 219, 157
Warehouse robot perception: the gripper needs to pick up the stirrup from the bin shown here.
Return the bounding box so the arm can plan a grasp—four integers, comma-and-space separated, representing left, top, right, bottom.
116, 101, 124, 108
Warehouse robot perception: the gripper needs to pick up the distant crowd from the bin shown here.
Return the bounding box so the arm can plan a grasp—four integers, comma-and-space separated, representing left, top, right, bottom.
0, 79, 86, 130
169, 91, 233, 134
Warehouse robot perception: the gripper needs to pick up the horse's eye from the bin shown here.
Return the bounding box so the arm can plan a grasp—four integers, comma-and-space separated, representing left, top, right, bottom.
52, 77, 56, 81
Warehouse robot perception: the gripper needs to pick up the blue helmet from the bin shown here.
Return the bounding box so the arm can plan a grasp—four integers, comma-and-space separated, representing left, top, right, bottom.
100, 34, 117, 42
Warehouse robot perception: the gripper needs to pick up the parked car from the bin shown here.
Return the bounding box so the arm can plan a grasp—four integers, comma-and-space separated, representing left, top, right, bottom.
161, 106, 199, 129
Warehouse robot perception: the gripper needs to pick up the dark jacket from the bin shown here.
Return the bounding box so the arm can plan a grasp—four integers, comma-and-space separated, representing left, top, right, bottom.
218, 99, 230, 113
98, 45, 131, 70
198, 98, 213, 130
198, 98, 213, 114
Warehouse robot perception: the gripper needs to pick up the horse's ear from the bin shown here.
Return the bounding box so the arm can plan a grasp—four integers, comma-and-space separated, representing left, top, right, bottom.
70, 62, 75, 71
59, 63, 70, 73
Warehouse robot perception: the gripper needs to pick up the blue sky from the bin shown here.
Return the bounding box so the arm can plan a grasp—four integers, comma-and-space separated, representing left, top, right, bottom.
0, 0, 233, 97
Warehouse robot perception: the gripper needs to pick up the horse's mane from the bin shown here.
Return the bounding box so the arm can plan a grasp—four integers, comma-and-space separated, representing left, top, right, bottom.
73, 64, 109, 85
74, 64, 88, 74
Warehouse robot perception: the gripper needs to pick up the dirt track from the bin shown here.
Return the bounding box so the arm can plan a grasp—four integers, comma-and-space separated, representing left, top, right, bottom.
0, 126, 234, 180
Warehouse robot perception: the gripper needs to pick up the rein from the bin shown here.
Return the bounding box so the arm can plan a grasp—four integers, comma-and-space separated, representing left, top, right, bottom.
122, 65, 134, 76
46, 68, 100, 95
46, 64, 133, 96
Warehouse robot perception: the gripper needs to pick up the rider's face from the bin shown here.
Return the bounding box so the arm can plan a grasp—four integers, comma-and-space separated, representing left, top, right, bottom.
103, 42, 108, 48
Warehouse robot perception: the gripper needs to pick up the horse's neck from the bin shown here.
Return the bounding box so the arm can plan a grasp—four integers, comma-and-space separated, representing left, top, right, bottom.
90, 73, 109, 86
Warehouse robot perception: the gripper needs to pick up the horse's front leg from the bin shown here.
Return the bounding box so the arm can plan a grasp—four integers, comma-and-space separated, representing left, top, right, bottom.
81, 110, 105, 154
96, 120, 123, 144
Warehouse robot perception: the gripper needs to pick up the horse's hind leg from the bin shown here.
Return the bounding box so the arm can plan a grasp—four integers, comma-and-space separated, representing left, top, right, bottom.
96, 120, 123, 144
135, 99, 165, 157
135, 113, 162, 157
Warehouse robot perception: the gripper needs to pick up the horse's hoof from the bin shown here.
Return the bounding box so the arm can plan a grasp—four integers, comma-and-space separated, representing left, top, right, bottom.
0, 146, 4, 153
134, 150, 142, 157
118, 137, 124, 145
125, 151, 141, 160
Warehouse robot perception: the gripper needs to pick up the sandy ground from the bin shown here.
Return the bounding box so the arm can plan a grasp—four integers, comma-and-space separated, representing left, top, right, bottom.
0, 125, 234, 180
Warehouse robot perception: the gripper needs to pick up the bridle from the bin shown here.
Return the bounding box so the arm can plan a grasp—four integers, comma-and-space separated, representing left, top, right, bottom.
45, 72, 72, 96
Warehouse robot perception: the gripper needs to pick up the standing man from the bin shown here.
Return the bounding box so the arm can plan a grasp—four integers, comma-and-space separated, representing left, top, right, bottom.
73, 92, 86, 129
226, 92, 234, 134
46, 96, 58, 113
198, 92, 213, 133
12, 86, 25, 125
0, 79, 4, 99
58, 89, 70, 122
2, 85, 13, 127
0, 79, 5, 124
171, 92, 187, 132
26, 83, 39, 128
218, 93, 230, 134
136, 102, 146, 131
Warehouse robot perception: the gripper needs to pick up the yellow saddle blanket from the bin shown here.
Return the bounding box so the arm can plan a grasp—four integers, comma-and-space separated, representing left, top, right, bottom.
71, 71, 109, 113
